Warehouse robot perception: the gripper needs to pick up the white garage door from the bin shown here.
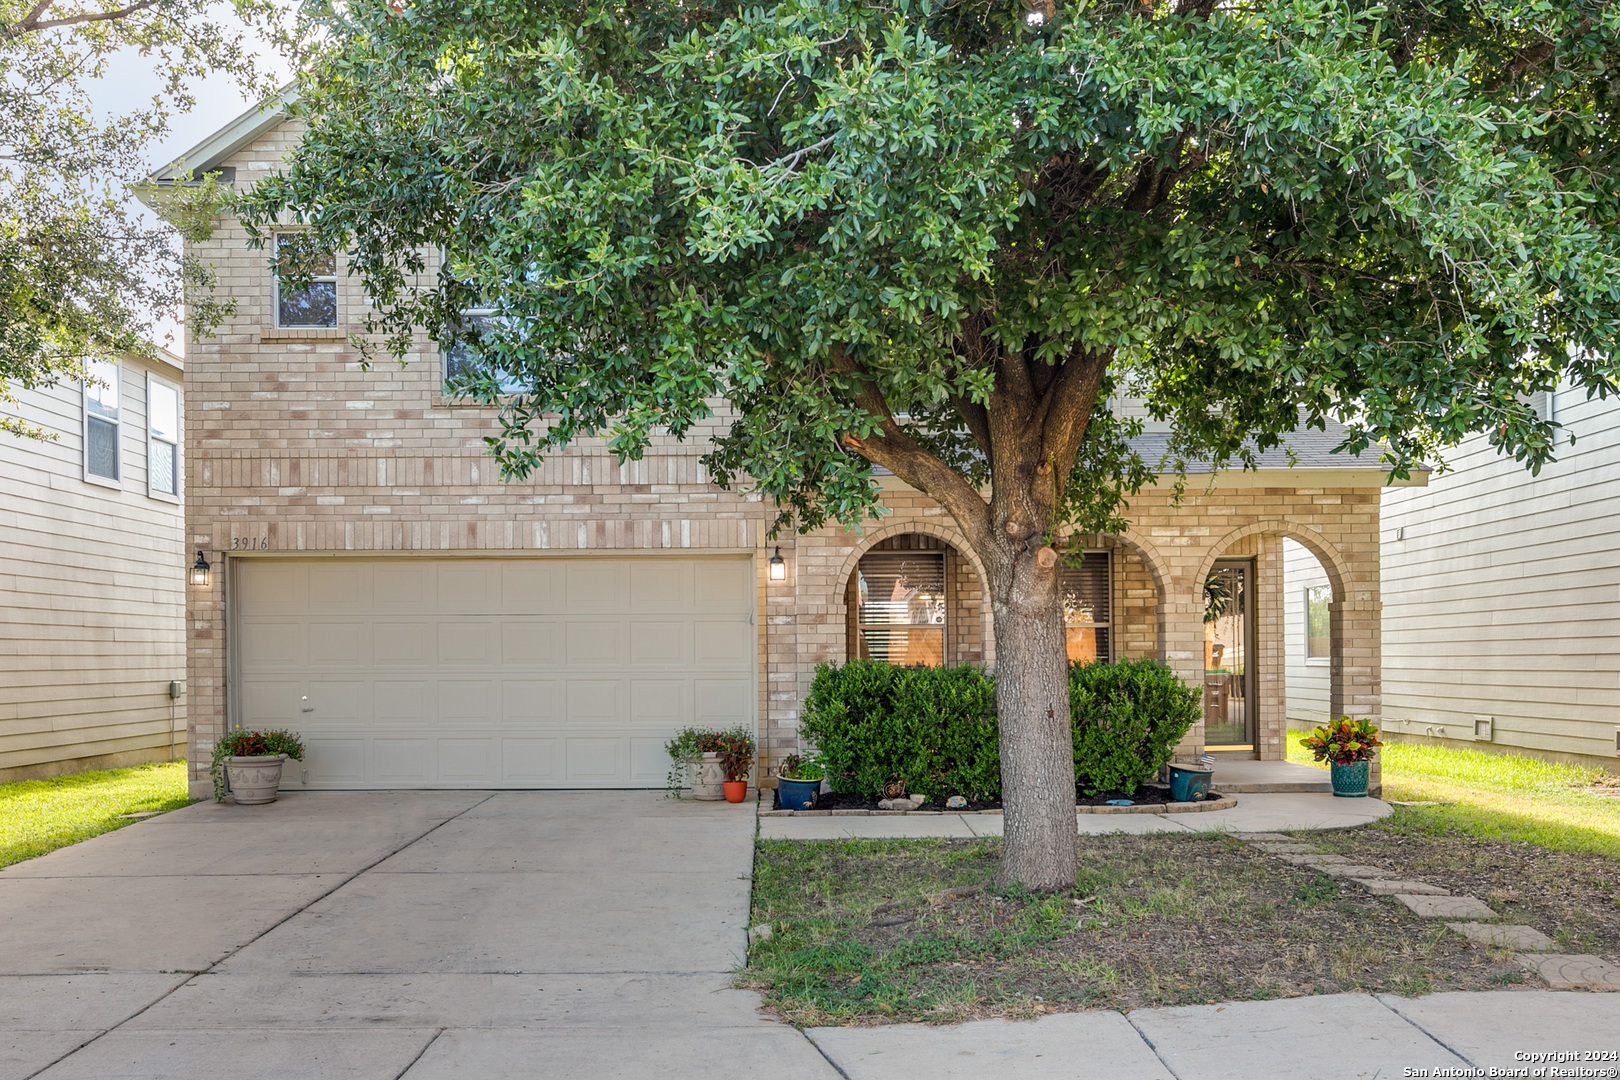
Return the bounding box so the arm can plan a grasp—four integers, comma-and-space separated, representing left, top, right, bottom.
233, 556, 755, 788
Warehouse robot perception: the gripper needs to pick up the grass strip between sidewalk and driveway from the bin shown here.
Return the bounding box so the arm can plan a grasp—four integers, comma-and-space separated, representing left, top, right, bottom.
1287, 731, 1620, 858
0, 761, 194, 869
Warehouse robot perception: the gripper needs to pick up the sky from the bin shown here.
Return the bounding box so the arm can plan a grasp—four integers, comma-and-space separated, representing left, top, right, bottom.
86, 13, 291, 355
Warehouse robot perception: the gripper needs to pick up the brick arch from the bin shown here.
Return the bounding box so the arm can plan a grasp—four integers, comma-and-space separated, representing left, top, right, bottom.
830, 518, 994, 666
1110, 527, 1173, 601
1195, 518, 1352, 601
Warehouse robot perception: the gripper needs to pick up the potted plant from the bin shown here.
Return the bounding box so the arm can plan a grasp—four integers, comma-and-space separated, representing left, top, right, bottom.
210, 729, 304, 804
1302, 716, 1382, 797
775, 753, 825, 811
664, 727, 727, 800
719, 729, 755, 803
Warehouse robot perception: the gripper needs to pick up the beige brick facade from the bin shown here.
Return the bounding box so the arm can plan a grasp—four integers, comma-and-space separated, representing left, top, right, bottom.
177, 111, 1388, 797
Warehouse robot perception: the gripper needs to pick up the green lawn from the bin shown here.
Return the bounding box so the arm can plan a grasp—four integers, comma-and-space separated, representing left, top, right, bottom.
1287, 730, 1620, 858
0, 761, 194, 869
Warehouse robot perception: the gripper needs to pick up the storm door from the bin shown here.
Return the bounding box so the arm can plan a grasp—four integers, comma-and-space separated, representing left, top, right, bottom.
1203, 560, 1255, 750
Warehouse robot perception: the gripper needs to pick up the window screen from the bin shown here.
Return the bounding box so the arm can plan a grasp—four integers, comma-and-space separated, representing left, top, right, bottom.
1060, 551, 1111, 664
85, 358, 120, 481
1305, 585, 1331, 659
855, 552, 946, 667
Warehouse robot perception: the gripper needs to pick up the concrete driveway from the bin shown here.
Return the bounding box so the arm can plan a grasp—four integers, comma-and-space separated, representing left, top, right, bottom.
0, 791, 838, 1080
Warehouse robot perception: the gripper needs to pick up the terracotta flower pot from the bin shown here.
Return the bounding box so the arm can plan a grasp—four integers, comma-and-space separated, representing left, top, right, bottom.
685, 753, 726, 800
723, 780, 748, 803
226, 754, 287, 805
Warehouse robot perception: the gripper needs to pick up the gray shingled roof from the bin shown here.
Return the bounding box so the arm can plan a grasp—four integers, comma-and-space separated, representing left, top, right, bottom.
1124, 418, 1385, 473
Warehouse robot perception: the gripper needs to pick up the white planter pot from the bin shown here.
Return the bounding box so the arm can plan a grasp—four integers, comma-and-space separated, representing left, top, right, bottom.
226, 754, 287, 805
685, 753, 725, 800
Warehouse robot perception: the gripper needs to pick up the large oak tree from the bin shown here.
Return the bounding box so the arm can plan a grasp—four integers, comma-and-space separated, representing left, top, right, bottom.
243, 0, 1620, 889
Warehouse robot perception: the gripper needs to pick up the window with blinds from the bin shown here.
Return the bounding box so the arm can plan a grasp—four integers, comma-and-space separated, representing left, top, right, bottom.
855, 551, 946, 667
1060, 551, 1111, 664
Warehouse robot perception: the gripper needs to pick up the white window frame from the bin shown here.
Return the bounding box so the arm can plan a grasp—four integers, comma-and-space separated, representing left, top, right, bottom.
1304, 584, 1331, 663
82, 358, 122, 489
273, 231, 338, 329
146, 371, 181, 503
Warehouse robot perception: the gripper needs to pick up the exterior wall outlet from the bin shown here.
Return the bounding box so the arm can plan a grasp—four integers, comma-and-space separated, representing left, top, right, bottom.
1474, 715, 1494, 742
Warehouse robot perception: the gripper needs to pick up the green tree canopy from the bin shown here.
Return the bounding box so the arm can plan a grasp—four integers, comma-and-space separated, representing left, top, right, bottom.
243, 0, 1620, 887
0, 0, 275, 437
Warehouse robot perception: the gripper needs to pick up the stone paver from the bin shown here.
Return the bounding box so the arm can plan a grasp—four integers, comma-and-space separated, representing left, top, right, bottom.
1394, 894, 1497, 919
1520, 954, 1620, 990
807, 1011, 1171, 1080
1249, 843, 1320, 854
1316, 863, 1394, 879
1445, 923, 1558, 952
1353, 879, 1449, 896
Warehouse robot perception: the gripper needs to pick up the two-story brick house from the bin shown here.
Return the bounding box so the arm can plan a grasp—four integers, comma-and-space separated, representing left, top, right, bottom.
150, 100, 1413, 800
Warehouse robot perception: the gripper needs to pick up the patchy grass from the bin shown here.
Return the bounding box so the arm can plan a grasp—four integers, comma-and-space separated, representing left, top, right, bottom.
0, 761, 194, 869
740, 834, 1521, 1026
1287, 730, 1620, 858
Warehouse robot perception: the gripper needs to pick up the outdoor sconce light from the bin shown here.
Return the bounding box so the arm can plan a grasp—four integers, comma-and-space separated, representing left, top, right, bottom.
769, 547, 787, 581
189, 550, 211, 587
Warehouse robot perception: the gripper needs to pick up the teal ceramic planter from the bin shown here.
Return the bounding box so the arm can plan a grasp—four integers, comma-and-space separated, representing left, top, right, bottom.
777, 776, 819, 811
1167, 764, 1213, 803
1330, 759, 1370, 798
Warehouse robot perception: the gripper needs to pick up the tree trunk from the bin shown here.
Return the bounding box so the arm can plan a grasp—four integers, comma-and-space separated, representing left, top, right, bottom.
984, 536, 1077, 891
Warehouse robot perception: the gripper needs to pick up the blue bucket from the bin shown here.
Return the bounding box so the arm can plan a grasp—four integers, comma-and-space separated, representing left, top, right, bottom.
1167, 764, 1213, 803
777, 777, 819, 811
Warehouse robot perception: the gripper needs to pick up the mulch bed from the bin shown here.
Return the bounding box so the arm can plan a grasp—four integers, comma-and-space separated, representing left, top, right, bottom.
777, 784, 1223, 813
741, 831, 1541, 1027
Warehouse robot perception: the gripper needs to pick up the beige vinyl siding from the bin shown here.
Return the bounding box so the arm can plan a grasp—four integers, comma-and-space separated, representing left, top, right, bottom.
1283, 538, 1333, 728
0, 358, 186, 780
1381, 384, 1620, 766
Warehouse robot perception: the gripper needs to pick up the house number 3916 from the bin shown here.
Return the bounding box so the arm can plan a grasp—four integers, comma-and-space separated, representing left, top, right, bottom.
232, 537, 270, 550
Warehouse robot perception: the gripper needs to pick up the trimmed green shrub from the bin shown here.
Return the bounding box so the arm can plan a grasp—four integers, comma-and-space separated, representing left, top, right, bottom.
800, 660, 1000, 800
799, 657, 1200, 801
1070, 658, 1201, 795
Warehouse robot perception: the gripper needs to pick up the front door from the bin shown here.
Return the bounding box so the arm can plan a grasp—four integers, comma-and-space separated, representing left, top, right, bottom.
1203, 561, 1255, 750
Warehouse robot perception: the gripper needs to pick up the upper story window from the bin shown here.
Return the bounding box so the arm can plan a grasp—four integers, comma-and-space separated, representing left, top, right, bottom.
275, 232, 337, 328
83, 357, 121, 484
147, 374, 180, 499
1305, 585, 1331, 660
1060, 551, 1112, 664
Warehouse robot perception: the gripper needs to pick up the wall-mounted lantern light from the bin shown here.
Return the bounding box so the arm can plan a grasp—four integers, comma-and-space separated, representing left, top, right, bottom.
189, 550, 211, 587
769, 547, 786, 581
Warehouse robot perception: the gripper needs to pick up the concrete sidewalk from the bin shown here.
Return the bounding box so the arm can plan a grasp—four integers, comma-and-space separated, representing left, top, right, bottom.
0, 790, 833, 1080
759, 791, 1392, 840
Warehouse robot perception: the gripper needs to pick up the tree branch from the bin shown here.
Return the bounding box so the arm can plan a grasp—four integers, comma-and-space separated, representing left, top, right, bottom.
1038, 346, 1112, 501
3, 0, 157, 38
951, 393, 994, 462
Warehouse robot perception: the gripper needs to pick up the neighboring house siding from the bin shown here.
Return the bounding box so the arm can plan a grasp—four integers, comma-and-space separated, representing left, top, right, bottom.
1380, 388, 1620, 768
0, 358, 187, 781
1284, 537, 1333, 728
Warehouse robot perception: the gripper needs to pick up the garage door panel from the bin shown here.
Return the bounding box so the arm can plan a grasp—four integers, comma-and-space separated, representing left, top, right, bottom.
236, 556, 754, 789
501, 680, 559, 723
565, 622, 621, 665
308, 622, 367, 667
566, 563, 620, 609
375, 739, 431, 782
629, 562, 687, 609
565, 737, 619, 782
436, 621, 493, 666
375, 681, 433, 724
375, 623, 432, 665
630, 622, 686, 665
500, 622, 556, 665
437, 738, 497, 782
501, 738, 558, 782
631, 680, 686, 726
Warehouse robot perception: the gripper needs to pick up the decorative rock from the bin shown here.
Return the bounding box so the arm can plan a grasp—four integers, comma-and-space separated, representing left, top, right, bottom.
1353, 879, 1450, 896
749, 924, 773, 944
877, 797, 925, 811
1317, 864, 1393, 879
1394, 894, 1497, 919
1445, 922, 1557, 952
945, 795, 968, 809
910, 793, 926, 807
1520, 954, 1620, 990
